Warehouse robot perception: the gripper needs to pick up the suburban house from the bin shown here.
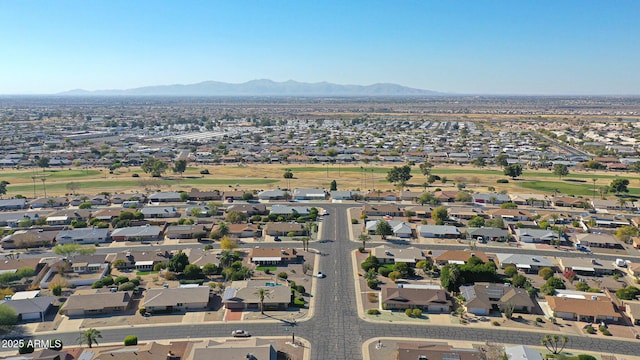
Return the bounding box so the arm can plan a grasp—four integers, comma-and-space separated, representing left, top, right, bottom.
449, 207, 484, 220
370, 245, 426, 265
433, 191, 459, 203
366, 220, 413, 238
40, 257, 109, 288
164, 224, 208, 240
55, 228, 110, 245
140, 206, 178, 218
583, 214, 630, 229
92, 207, 134, 221
224, 190, 253, 200
185, 248, 220, 268
222, 280, 291, 310
433, 250, 493, 266
83, 341, 176, 360
60, 290, 134, 317
513, 229, 556, 243
504, 345, 543, 360
546, 295, 620, 322
558, 257, 617, 276
106, 250, 172, 271
381, 287, 451, 312
249, 247, 302, 265
149, 191, 183, 203
472, 193, 510, 205
257, 189, 288, 201
591, 199, 628, 212
0, 211, 46, 228
188, 188, 222, 201
509, 193, 550, 207
330, 190, 358, 200
487, 208, 534, 221
364, 191, 398, 202
459, 283, 536, 316
269, 204, 310, 216
293, 188, 327, 200
1, 229, 58, 249
110, 225, 163, 242
226, 203, 268, 216
263, 222, 306, 237
623, 300, 640, 325
396, 343, 482, 360
0, 296, 54, 322
417, 225, 460, 239
495, 253, 554, 273
552, 196, 588, 208
361, 204, 403, 217
404, 205, 434, 219
142, 286, 210, 313
70, 194, 109, 206
29, 197, 69, 209
111, 193, 146, 205
0, 198, 27, 210
222, 223, 261, 239
467, 227, 509, 242
184, 338, 277, 360
0, 258, 44, 280
575, 233, 621, 249
626, 262, 640, 280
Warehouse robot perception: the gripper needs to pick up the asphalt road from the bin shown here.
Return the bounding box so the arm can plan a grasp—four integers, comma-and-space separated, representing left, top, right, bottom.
11, 203, 640, 358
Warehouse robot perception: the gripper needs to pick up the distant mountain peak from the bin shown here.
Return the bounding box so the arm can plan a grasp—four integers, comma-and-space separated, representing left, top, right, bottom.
57, 79, 443, 96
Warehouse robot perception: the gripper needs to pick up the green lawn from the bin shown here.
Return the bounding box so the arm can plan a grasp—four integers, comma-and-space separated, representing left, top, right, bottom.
519, 180, 640, 197
135, 270, 159, 276
256, 266, 277, 272
6, 177, 278, 196
0, 169, 101, 180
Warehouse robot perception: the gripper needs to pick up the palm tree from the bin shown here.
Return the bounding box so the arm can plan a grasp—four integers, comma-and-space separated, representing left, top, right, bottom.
541, 334, 568, 354
618, 197, 628, 209
78, 328, 102, 348
255, 288, 272, 314
218, 250, 235, 268
359, 233, 371, 249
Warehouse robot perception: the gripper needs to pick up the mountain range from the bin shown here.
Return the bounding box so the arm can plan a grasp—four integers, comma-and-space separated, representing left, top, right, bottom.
58, 79, 443, 96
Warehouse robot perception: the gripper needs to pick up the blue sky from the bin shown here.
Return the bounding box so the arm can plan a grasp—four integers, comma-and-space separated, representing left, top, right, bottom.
0, 1, 638, 95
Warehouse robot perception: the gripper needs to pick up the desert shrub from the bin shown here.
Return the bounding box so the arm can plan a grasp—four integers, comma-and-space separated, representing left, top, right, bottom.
277, 272, 288, 280
367, 279, 379, 289
114, 276, 129, 285
118, 282, 136, 292
379, 267, 393, 277
504, 265, 518, 277
51, 285, 62, 296
585, 325, 595, 334
124, 335, 138, 346
367, 309, 380, 315
412, 308, 422, 317
577, 355, 597, 360
492, 321, 501, 326
295, 285, 306, 294
575, 281, 590, 292
351, 219, 359, 224
496, 179, 509, 184
405, 308, 413, 317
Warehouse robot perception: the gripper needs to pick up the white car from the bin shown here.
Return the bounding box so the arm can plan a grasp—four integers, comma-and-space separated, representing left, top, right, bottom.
316, 272, 326, 278
231, 329, 250, 337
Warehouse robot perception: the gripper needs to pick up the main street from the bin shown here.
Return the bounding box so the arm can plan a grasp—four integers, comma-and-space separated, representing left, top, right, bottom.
16, 203, 640, 359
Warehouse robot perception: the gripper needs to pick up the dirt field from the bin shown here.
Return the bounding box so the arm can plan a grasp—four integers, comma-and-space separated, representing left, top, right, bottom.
2, 164, 638, 197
